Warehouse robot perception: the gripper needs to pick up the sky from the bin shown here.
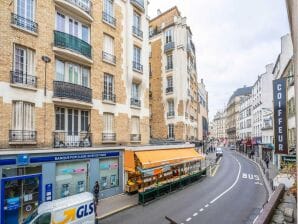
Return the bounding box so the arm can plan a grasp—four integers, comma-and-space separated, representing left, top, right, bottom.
148, 0, 290, 120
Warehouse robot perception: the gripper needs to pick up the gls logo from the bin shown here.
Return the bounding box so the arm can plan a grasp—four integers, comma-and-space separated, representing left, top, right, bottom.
52, 202, 94, 224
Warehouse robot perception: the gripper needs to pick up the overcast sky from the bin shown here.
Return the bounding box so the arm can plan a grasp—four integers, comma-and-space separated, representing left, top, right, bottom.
148, 0, 290, 120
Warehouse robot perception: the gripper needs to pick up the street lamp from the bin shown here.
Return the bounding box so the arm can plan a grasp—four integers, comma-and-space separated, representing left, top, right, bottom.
42, 56, 51, 96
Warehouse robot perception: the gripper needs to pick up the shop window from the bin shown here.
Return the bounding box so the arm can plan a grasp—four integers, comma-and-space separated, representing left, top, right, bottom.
99, 158, 119, 190
2, 166, 41, 178
55, 162, 89, 199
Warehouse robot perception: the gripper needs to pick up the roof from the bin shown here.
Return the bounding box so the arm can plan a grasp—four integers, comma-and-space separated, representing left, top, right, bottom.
228, 86, 252, 104
150, 6, 181, 22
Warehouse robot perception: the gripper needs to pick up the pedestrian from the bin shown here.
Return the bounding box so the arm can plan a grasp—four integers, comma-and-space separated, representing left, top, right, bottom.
93, 181, 100, 205
264, 155, 270, 169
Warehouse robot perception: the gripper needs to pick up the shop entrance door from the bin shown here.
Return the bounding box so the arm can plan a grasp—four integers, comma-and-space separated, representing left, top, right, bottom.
1, 174, 42, 224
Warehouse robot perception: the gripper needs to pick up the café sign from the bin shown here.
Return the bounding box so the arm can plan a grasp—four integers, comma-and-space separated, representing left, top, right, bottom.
273, 78, 288, 154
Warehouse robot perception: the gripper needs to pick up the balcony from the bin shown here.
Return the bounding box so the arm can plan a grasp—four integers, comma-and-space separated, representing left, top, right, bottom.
9, 130, 37, 144
10, 71, 37, 89
102, 133, 116, 143
166, 87, 173, 94
164, 42, 175, 53
130, 0, 145, 12
53, 81, 92, 104
11, 13, 38, 33
131, 98, 141, 107
54, 30, 92, 60
132, 26, 143, 39
102, 51, 116, 64
133, 61, 143, 73
53, 131, 92, 148
102, 92, 116, 103
165, 64, 173, 71
54, 0, 93, 22
167, 111, 175, 118
102, 11, 116, 27
167, 135, 175, 140
131, 134, 141, 142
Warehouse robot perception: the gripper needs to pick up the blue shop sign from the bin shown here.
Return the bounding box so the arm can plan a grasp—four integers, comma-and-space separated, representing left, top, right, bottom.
30, 151, 120, 163
45, 184, 52, 202
17, 154, 29, 165
6, 197, 20, 210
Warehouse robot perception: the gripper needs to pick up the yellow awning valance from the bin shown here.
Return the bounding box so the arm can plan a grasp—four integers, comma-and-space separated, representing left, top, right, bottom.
135, 148, 204, 169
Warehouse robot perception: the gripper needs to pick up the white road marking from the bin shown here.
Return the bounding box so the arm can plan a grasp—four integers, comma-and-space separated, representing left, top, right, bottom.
248, 174, 254, 179
242, 173, 247, 178
193, 213, 198, 217
210, 156, 241, 204
186, 217, 192, 222
199, 208, 204, 212
205, 204, 209, 208
254, 175, 260, 181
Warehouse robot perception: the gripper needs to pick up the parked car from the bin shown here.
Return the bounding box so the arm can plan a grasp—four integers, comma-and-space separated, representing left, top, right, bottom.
216, 148, 223, 157
229, 145, 236, 150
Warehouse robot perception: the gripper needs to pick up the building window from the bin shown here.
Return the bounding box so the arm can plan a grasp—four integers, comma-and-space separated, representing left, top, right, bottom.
103, 73, 114, 101
103, 34, 115, 63
132, 83, 139, 100
99, 158, 119, 190
13, 0, 36, 32
103, 113, 114, 134
55, 107, 65, 131
168, 124, 174, 139
133, 46, 141, 65
56, 161, 89, 199
55, 60, 90, 87
166, 54, 173, 70
165, 28, 173, 43
81, 111, 89, 132
167, 100, 174, 117
131, 116, 140, 134
167, 76, 173, 88
12, 101, 34, 132
133, 11, 141, 30
104, 0, 114, 16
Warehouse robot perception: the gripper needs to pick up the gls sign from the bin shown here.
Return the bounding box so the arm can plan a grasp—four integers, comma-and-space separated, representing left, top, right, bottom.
273, 78, 288, 154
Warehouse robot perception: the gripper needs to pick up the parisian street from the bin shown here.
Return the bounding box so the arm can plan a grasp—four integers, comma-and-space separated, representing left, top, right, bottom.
100, 149, 268, 224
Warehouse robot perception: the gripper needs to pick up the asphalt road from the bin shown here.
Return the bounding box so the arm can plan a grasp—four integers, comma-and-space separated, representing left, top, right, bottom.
100, 149, 268, 224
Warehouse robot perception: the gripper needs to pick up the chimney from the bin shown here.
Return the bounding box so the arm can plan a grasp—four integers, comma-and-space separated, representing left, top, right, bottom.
157, 9, 161, 16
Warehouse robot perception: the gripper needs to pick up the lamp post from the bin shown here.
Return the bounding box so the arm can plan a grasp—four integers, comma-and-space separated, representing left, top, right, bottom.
42, 56, 51, 96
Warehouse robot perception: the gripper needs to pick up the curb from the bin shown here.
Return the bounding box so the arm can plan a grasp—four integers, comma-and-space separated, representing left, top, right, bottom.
236, 151, 273, 196
96, 203, 138, 220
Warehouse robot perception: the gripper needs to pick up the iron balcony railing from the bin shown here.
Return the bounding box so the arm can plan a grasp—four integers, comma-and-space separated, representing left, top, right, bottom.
167, 111, 175, 117
11, 13, 38, 33
102, 92, 116, 103
130, 0, 144, 11
131, 98, 141, 107
131, 134, 141, 142
53, 81, 92, 103
165, 64, 173, 71
10, 71, 37, 88
102, 51, 116, 64
9, 130, 37, 143
166, 87, 173, 93
102, 133, 116, 142
164, 42, 175, 53
167, 135, 175, 140
65, 0, 92, 15
133, 61, 143, 73
132, 26, 143, 39
102, 11, 116, 26
53, 131, 92, 148
54, 30, 92, 58
149, 27, 162, 38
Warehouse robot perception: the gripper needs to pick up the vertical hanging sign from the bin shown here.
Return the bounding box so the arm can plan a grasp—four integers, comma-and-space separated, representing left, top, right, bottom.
273, 78, 288, 154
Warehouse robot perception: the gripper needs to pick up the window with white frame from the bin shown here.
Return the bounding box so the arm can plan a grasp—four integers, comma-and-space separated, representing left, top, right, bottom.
16, 0, 35, 21
103, 113, 114, 133
131, 83, 139, 99
133, 11, 141, 30
55, 59, 90, 87
13, 45, 35, 78
165, 28, 173, 43
12, 101, 35, 131
168, 124, 174, 138
104, 74, 114, 100
104, 0, 114, 16
168, 100, 174, 113
166, 54, 173, 69
167, 76, 173, 88
103, 34, 115, 62
131, 116, 140, 134
133, 46, 141, 64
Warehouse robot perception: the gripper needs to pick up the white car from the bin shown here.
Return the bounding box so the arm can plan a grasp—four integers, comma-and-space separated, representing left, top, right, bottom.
216, 148, 223, 157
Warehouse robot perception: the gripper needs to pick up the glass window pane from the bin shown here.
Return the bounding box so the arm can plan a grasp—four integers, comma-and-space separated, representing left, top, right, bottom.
99, 158, 119, 190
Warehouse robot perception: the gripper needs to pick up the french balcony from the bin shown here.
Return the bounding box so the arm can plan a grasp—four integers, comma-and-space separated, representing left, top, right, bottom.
11, 13, 38, 33
102, 92, 116, 103
53, 81, 92, 104
102, 51, 116, 65
131, 134, 141, 142
131, 98, 141, 107
167, 135, 175, 140
164, 42, 175, 53
132, 26, 143, 39
102, 133, 116, 143
166, 86, 173, 94
54, 30, 92, 61
133, 61, 143, 73
102, 12, 116, 27
9, 130, 37, 144
130, 0, 145, 12
165, 64, 173, 71
167, 111, 175, 118
10, 71, 37, 89
53, 131, 92, 148
54, 0, 93, 22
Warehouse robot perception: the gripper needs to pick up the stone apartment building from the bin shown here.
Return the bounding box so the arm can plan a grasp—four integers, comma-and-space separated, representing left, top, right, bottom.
198, 79, 208, 141
212, 110, 226, 141
149, 7, 201, 141
239, 95, 252, 140
0, 0, 150, 149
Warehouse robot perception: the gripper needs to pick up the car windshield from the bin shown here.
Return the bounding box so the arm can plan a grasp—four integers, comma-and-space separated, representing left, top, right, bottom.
23, 210, 38, 224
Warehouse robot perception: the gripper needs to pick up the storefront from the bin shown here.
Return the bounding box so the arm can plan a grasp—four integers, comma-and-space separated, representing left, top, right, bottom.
0, 148, 124, 224
261, 144, 274, 161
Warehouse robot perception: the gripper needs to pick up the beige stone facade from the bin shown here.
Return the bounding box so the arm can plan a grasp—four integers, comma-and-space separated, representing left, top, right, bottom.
0, 0, 150, 149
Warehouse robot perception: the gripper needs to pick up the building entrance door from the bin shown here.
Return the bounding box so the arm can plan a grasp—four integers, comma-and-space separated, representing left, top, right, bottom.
1, 174, 42, 224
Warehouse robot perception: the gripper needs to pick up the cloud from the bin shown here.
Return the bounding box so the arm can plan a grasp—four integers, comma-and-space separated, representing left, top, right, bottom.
148, 0, 289, 119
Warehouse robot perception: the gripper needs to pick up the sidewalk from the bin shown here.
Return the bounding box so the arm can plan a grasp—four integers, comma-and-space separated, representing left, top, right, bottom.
96, 193, 138, 220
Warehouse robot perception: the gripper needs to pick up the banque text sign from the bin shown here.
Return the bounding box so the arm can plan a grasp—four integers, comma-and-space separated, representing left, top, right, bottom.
273, 78, 288, 154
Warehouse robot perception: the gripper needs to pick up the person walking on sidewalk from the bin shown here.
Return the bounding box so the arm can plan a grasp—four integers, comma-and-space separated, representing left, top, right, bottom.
264, 154, 270, 169
93, 181, 100, 205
